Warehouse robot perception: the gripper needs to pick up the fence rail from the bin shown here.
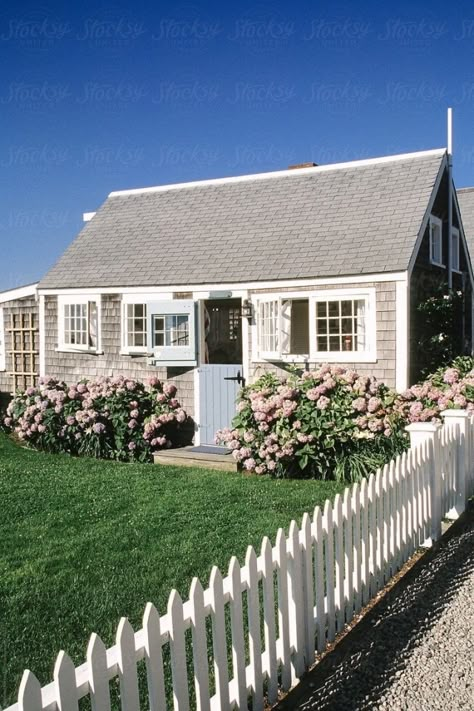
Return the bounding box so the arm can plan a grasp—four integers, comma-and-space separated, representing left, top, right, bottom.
6, 410, 474, 711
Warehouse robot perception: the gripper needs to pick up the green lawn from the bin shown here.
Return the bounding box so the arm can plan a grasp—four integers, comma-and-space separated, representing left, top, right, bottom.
0, 433, 344, 707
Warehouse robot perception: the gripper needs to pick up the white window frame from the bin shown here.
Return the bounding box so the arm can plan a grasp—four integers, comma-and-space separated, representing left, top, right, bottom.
451, 226, 460, 272
0, 307, 5, 371
253, 288, 377, 363
57, 295, 102, 353
429, 215, 444, 267
256, 297, 281, 359
121, 301, 148, 354
147, 300, 197, 366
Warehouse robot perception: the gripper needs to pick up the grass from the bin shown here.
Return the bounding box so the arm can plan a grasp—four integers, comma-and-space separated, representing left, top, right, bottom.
0, 433, 345, 707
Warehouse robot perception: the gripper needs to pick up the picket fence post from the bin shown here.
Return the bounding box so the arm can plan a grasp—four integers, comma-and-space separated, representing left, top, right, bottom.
405, 421, 442, 546
440, 409, 469, 518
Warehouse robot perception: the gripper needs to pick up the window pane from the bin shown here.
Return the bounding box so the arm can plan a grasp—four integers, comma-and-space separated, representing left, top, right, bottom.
329, 318, 339, 334
329, 335, 340, 351
341, 300, 352, 316
317, 318, 327, 334
341, 317, 352, 334
317, 335, 328, 351
328, 301, 339, 317
316, 302, 327, 317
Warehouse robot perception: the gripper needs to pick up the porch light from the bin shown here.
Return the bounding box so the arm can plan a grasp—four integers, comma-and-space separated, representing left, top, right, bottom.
241, 299, 253, 319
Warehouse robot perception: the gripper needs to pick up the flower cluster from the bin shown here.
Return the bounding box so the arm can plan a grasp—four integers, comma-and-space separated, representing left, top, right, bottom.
3, 375, 188, 462
216, 365, 400, 480
394, 360, 474, 423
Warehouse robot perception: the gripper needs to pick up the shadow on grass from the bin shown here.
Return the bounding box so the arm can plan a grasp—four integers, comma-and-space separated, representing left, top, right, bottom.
276, 505, 474, 711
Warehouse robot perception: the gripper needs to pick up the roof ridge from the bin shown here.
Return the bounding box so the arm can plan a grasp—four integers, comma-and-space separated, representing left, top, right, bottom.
108, 148, 446, 199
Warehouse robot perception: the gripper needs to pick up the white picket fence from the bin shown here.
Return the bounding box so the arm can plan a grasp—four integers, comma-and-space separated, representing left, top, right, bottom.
6, 410, 474, 711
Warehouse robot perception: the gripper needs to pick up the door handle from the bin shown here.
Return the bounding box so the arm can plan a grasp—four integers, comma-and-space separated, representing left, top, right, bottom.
224, 370, 245, 386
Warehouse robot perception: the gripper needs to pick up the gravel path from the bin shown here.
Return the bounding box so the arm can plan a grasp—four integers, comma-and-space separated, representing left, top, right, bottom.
276, 508, 474, 711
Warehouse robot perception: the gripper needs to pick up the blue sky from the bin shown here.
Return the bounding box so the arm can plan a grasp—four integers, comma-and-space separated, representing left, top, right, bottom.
1, 0, 474, 290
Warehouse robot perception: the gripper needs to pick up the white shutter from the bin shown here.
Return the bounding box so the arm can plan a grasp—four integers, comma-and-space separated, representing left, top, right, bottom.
147, 300, 197, 366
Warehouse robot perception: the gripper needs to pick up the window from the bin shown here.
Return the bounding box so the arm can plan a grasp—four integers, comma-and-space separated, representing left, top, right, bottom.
58, 297, 100, 352
123, 303, 147, 352
152, 314, 189, 347
451, 227, 460, 272
255, 290, 376, 362
315, 298, 366, 353
0, 308, 5, 370
147, 300, 196, 365
429, 215, 443, 266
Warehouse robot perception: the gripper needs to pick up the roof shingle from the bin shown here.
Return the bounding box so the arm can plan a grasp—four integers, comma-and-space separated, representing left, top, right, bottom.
39, 150, 446, 289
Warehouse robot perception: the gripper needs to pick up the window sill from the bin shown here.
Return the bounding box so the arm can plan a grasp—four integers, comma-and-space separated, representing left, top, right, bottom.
451, 269, 462, 275
120, 350, 148, 357
256, 353, 378, 365
56, 348, 103, 355
429, 261, 446, 269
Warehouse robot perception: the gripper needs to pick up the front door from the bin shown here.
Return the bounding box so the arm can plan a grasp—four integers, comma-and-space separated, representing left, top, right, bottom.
196, 299, 244, 445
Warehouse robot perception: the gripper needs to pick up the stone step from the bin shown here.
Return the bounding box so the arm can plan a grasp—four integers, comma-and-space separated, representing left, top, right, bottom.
154, 446, 238, 472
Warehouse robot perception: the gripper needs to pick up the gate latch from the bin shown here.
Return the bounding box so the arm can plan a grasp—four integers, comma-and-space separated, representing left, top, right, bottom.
224, 370, 245, 386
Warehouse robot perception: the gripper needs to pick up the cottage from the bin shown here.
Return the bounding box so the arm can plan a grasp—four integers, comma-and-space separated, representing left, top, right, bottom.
17, 148, 473, 444
0, 283, 39, 406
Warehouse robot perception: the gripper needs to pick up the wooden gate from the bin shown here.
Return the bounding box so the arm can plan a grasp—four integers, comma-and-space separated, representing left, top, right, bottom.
7, 312, 39, 393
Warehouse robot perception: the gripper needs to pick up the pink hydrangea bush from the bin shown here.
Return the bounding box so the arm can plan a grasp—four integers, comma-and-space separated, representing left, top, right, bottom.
217, 366, 404, 482
394, 357, 474, 423
2, 375, 188, 462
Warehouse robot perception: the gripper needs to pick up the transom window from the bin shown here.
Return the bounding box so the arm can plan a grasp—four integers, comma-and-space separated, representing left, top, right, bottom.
125, 303, 147, 350
152, 314, 189, 347
60, 300, 99, 350
315, 299, 366, 352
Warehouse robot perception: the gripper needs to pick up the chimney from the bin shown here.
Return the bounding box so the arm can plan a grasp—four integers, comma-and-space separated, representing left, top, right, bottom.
287, 162, 318, 170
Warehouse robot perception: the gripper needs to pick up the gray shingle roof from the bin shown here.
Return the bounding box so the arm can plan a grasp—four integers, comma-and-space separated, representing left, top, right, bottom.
39, 149, 446, 289
458, 187, 474, 262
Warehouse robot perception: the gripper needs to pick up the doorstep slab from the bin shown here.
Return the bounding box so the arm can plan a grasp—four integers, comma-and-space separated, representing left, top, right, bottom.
154, 446, 238, 472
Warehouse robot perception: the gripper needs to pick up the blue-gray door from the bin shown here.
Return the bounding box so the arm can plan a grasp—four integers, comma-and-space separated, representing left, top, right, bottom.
196, 365, 243, 445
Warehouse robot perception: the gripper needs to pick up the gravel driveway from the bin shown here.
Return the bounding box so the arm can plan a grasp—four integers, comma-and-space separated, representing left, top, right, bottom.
276, 507, 474, 711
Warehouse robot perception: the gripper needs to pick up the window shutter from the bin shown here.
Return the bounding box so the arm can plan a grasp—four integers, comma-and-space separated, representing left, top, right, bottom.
147, 300, 196, 366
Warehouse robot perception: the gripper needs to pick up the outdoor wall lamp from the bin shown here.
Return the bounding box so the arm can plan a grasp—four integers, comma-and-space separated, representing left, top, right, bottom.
241, 299, 253, 319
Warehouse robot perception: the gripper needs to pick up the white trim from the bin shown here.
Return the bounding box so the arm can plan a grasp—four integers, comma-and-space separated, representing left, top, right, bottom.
0, 283, 38, 304
252, 287, 377, 364
108, 149, 446, 198
39, 295, 45, 377
395, 281, 409, 392
0, 307, 5, 371
408, 155, 448, 276
57, 294, 102, 353
38, 271, 408, 297
83, 212, 96, 223
240, 291, 250, 383
429, 214, 444, 267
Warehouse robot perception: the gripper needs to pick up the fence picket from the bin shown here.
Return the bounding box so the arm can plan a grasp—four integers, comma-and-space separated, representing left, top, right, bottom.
375, 469, 384, 592
333, 495, 344, 634
342, 488, 353, 623
300, 513, 315, 667
18, 671, 42, 711
168, 591, 189, 711
228, 557, 247, 709
260, 538, 278, 705
313, 506, 326, 653
116, 619, 140, 711
388, 461, 396, 574
399, 452, 408, 565
209, 567, 230, 710
287, 521, 305, 681
275, 529, 291, 691
54, 652, 78, 711
188, 580, 210, 711
143, 603, 166, 711
87, 634, 111, 711
352, 483, 362, 615
382, 465, 390, 583
367, 473, 376, 600
322, 500, 335, 643
246, 546, 263, 710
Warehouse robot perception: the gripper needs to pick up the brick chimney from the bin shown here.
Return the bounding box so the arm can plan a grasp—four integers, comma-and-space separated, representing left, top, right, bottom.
287, 162, 318, 170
